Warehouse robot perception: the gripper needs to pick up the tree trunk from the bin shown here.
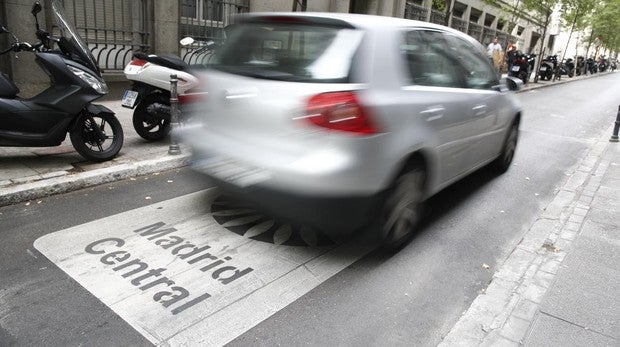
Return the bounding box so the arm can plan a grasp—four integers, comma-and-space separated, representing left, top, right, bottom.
557, 9, 580, 80
534, 9, 552, 83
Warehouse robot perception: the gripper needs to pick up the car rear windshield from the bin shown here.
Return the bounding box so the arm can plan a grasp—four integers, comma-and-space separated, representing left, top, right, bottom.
209, 21, 364, 83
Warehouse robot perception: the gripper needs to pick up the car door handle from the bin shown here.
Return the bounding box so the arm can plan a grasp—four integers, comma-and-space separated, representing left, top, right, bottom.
472, 104, 488, 117
421, 106, 445, 121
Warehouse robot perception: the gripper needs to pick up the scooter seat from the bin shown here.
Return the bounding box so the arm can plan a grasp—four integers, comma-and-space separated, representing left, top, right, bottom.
135, 53, 190, 72
0, 72, 19, 98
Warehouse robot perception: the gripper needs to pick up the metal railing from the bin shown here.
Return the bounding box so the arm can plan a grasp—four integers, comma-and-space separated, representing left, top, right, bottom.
429, 10, 446, 25
404, 3, 428, 21
468, 22, 483, 42
180, 0, 249, 65
55, 0, 149, 72
450, 17, 467, 33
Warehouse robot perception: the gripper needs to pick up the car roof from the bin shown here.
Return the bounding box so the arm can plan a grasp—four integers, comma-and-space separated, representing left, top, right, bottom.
237, 12, 481, 48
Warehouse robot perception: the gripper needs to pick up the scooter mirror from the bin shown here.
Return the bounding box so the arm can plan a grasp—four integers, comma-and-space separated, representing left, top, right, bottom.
0, 25, 8, 34
180, 37, 195, 46
31, 2, 42, 15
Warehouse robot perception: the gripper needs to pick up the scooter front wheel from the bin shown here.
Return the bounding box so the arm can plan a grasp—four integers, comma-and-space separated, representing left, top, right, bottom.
70, 113, 124, 162
133, 94, 171, 142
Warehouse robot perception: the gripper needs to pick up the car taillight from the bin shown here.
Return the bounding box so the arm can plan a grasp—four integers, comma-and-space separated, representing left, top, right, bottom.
300, 91, 379, 135
179, 91, 208, 104
129, 59, 147, 66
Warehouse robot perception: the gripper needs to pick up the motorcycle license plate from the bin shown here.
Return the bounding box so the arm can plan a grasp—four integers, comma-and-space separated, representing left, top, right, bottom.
511, 66, 520, 72
540, 66, 547, 71
121, 90, 139, 108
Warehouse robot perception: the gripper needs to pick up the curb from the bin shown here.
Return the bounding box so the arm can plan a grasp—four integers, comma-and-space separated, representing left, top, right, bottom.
0, 153, 190, 207
515, 70, 613, 94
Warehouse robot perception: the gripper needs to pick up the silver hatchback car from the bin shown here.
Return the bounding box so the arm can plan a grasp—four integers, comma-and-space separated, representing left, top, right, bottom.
183, 13, 521, 249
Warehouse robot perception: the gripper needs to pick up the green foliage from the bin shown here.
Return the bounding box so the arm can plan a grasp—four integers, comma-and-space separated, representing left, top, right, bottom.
431, 0, 447, 11
589, 0, 620, 53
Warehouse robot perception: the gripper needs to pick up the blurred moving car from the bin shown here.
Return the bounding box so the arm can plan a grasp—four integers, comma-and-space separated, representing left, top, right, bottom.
183, 13, 522, 249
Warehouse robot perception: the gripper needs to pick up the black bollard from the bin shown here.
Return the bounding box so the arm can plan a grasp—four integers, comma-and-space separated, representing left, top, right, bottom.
168, 74, 182, 155
611, 105, 620, 143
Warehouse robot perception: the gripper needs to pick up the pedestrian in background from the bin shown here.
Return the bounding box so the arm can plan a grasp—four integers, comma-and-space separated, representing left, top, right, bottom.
487, 37, 503, 78
506, 42, 517, 74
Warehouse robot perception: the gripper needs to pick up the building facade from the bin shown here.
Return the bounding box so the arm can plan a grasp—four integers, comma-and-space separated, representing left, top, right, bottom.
0, 0, 555, 97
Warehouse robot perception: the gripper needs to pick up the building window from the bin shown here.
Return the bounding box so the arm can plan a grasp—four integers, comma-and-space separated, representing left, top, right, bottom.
181, 0, 223, 21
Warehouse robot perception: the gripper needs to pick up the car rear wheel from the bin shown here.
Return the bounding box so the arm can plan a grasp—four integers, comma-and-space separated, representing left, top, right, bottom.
378, 167, 425, 251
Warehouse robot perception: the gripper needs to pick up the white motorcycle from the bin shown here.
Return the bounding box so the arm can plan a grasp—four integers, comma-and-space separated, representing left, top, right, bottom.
121, 37, 213, 141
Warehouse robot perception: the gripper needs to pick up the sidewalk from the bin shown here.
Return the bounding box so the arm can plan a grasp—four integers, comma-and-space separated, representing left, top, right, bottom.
524, 141, 620, 345
0, 100, 190, 207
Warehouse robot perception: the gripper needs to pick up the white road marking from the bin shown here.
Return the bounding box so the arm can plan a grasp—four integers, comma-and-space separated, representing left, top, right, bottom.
34, 189, 374, 345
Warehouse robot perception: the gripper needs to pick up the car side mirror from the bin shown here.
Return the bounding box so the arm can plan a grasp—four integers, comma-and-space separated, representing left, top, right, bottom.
31, 2, 42, 15
501, 76, 522, 91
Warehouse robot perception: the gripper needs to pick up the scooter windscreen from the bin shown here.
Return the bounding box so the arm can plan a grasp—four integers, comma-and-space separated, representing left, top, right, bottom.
51, 0, 101, 76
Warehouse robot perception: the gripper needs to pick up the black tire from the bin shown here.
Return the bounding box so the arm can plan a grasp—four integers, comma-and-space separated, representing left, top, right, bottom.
378, 167, 425, 251
492, 121, 519, 173
133, 93, 171, 141
70, 112, 124, 162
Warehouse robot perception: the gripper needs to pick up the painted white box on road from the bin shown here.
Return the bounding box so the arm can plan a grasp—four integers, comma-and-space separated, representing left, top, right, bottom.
34, 189, 373, 345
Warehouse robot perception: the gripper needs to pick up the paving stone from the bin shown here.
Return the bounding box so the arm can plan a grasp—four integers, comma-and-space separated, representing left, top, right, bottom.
518, 219, 560, 252
541, 190, 575, 219
559, 229, 578, 241
511, 298, 539, 321
481, 331, 519, 347
562, 171, 589, 192
540, 235, 620, 340
571, 207, 589, 217
539, 259, 561, 275
532, 270, 555, 289
567, 213, 585, 224
522, 283, 547, 304
500, 315, 531, 344
524, 312, 619, 347
493, 248, 536, 282
564, 221, 582, 232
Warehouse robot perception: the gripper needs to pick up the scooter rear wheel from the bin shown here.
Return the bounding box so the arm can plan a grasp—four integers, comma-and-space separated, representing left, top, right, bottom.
133, 94, 171, 142
70, 113, 124, 162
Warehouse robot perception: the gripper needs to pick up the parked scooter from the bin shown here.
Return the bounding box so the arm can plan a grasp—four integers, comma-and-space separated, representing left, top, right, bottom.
561, 58, 575, 78
575, 56, 585, 76
122, 38, 214, 141
508, 51, 535, 84
598, 56, 608, 72
0, 1, 123, 162
538, 55, 557, 81
586, 57, 598, 74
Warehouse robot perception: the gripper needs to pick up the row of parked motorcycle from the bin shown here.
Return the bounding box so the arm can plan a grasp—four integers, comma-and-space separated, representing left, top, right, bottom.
508, 51, 617, 84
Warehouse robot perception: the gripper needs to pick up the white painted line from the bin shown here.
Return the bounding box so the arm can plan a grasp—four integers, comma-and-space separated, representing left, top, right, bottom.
34, 189, 373, 345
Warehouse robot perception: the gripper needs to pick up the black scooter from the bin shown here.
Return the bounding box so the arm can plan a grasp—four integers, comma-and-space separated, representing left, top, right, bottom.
508, 51, 535, 84
0, 1, 123, 162
538, 55, 556, 81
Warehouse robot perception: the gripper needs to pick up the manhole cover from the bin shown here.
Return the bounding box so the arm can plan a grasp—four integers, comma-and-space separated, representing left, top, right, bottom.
211, 195, 335, 247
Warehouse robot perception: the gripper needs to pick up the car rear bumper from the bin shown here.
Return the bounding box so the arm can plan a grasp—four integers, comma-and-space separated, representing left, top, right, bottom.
202, 174, 385, 233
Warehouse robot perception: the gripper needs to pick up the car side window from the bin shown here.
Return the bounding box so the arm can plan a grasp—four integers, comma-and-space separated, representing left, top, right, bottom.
401, 30, 465, 88
442, 34, 498, 90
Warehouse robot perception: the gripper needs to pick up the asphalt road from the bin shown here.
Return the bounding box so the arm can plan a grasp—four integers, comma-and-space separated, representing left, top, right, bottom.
1, 72, 618, 346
